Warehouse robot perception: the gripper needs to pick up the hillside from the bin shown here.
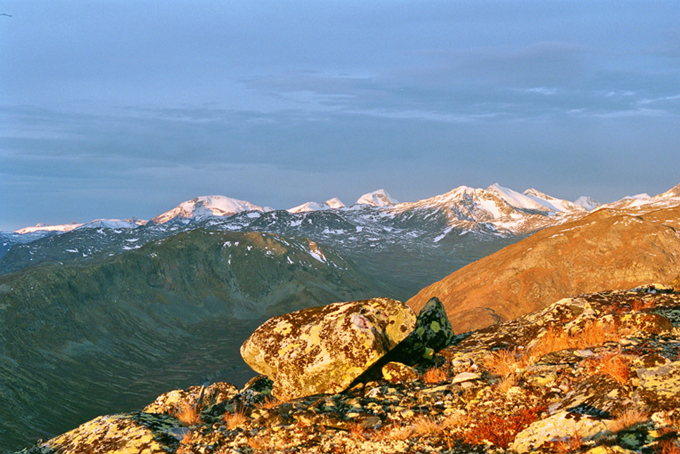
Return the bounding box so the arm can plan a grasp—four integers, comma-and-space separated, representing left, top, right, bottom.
407, 204, 680, 333
0, 230, 377, 453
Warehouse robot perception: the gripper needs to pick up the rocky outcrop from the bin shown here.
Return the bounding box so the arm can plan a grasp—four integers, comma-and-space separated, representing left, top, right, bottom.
240, 298, 417, 400
389, 296, 454, 364
18, 286, 680, 454
408, 204, 680, 333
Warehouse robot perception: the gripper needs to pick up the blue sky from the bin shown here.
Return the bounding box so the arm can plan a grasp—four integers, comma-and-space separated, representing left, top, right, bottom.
1, 1, 679, 231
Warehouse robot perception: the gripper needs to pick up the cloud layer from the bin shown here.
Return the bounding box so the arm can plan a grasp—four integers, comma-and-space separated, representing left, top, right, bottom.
1, 0, 679, 230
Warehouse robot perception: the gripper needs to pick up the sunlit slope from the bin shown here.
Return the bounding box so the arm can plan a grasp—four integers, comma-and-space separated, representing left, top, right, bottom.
408, 205, 680, 333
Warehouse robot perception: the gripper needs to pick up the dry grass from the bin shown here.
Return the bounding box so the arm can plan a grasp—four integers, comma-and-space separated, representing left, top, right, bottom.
553, 432, 583, 454
496, 375, 519, 394
223, 410, 247, 430
484, 348, 527, 377
368, 413, 467, 443
610, 408, 648, 432
257, 395, 282, 410
422, 366, 449, 384
464, 406, 545, 448
525, 321, 622, 364
658, 440, 680, 454
173, 402, 202, 426
375, 423, 413, 442
597, 352, 631, 384
631, 299, 656, 312
246, 435, 269, 450
410, 415, 442, 437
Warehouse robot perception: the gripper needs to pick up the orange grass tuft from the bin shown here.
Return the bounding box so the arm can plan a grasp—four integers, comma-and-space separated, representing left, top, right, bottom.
554, 432, 583, 454
658, 440, 680, 454
173, 403, 202, 426
410, 415, 442, 437
527, 321, 621, 363
484, 348, 527, 377
246, 435, 269, 450
598, 352, 631, 384
464, 406, 545, 448
610, 408, 648, 432
496, 375, 519, 394
223, 410, 247, 430
423, 366, 449, 384
257, 395, 282, 410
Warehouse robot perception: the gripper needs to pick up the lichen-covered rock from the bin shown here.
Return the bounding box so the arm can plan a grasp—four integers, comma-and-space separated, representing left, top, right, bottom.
240, 298, 416, 400
20, 412, 180, 454
389, 297, 454, 364
511, 410, 615, 453
619, 312, 674, 335
144, 382, 238, 416
382, 362, 419, 382
636, 360, 680, 404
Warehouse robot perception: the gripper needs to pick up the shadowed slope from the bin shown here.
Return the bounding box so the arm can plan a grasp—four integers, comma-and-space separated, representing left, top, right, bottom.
0, 230, 376, 453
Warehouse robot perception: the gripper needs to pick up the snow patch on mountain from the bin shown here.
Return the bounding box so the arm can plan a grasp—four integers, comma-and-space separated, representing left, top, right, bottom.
15, 222, 83, 234
522, 188, 585, 213
355, 189, 397, 207
597, 186, 680, 213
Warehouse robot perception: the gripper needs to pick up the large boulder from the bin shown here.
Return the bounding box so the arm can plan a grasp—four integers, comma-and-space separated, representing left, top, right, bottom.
240, 297, 416, 400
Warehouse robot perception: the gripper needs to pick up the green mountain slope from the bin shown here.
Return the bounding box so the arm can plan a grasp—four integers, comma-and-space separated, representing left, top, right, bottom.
0, 230, 377, 453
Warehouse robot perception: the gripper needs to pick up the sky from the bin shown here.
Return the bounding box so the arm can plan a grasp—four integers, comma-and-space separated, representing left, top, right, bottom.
1, 1, 679, 231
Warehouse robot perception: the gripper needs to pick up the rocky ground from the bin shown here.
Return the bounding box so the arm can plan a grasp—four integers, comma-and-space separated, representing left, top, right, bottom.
18, 285, 680, 453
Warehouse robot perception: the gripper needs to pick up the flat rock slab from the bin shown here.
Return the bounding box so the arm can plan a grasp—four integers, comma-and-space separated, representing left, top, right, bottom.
240, 298, 416, 400
20, 412, 180, 454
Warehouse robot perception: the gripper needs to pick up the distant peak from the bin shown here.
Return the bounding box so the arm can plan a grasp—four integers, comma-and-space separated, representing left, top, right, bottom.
15, 222, 83, 234
325, 198, 345, 209
355, 189, 397, 207
287, 197, 346, 213
574, 196, 600, 211
657, 182, 680, 198
152, 195, 265, 223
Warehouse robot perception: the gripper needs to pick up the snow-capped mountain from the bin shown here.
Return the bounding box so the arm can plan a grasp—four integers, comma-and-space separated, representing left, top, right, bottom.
574, 196, 601, 211
288, 198, 346, 214
389, 183, 589, 236
595, 183, 680, 212
152, 196, 269, 224
355, 189, 397, 207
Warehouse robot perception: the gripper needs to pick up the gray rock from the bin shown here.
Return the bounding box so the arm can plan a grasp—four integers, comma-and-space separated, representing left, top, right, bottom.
391, 297, 455, 364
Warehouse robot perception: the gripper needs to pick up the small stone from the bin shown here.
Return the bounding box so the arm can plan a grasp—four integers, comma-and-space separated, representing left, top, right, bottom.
400, 409, 415, 418
451, 372, 480, 384
382, 362, 419, 382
